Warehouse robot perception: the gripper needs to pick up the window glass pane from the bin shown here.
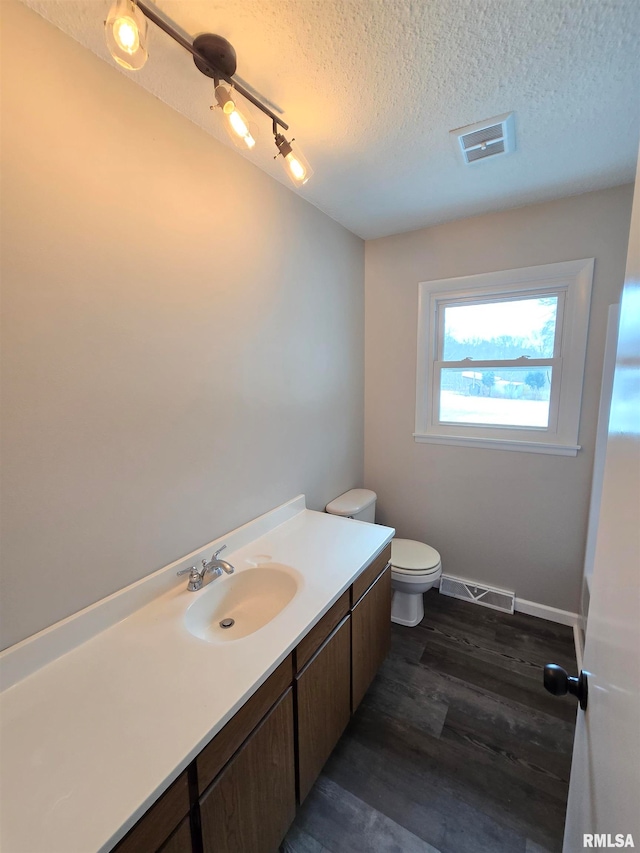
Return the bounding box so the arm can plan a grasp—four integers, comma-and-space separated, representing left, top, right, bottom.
438, 366, 553, 428
442, 297, 558, 360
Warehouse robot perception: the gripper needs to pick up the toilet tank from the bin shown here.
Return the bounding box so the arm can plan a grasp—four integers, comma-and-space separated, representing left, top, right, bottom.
325, 489, 377, 523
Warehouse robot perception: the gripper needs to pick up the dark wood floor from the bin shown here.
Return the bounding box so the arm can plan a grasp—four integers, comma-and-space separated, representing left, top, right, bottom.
282, 589, 578, 853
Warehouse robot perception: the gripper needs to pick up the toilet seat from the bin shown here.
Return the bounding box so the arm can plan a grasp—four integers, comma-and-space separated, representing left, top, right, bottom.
389, 539, 442, 627
391, 538, 441, 574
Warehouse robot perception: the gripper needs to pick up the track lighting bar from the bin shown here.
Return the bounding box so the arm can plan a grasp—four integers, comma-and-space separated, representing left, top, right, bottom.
134, 0, 288, 130
105, 0, 313, 185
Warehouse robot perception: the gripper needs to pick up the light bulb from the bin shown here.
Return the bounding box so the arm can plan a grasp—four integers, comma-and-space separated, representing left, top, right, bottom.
105, 0, 148, 71
274, 134, 313, 187
285, 153, 306, 182
229, 110, 249, 138
214, 86, 258, 150
114, 17, 139, 52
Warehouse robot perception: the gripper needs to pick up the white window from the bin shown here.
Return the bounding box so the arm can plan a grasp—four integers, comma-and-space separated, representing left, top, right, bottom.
414, 259, 594, 455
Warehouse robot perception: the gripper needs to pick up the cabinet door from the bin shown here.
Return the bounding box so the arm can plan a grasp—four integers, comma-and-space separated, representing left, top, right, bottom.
199, 689, 295, 853
351, 566, 391, 711
111, 771, 190, 853
296, 615, 351, 803
158, 817, 192, 853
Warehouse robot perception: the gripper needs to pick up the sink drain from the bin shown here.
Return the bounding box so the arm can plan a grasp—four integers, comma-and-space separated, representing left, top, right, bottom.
219, 618, 235, 629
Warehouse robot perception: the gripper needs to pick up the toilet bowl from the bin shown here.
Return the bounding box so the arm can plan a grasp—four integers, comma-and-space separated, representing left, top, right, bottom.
389, 538, 442, 627
325, 489, 442, 628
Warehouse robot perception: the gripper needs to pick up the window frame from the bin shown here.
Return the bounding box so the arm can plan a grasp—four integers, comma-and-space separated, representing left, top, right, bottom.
414, 259, 594, 456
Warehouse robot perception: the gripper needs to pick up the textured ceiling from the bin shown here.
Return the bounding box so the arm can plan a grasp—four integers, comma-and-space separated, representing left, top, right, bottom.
19, 0, 640, 239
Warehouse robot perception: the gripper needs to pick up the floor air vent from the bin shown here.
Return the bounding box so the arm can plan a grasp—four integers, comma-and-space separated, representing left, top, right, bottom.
439, 575, 515, 614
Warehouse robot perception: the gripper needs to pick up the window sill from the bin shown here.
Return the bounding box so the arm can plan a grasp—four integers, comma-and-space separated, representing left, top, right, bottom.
412, 433, 580, 456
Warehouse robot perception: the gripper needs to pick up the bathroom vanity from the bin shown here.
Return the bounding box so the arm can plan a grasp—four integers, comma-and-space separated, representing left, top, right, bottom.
116, 544, 391, 853
0, 496, 394, 853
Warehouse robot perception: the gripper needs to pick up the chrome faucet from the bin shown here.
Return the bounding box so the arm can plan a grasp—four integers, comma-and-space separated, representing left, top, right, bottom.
177, 545, 235, 592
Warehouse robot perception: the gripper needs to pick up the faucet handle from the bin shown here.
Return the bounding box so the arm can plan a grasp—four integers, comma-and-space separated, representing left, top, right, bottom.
177, 566, 200, 578
212, 545, 227, 559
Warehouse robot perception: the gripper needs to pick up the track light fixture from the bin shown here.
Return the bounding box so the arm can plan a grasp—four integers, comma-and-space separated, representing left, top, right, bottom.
104, 0, 313, 186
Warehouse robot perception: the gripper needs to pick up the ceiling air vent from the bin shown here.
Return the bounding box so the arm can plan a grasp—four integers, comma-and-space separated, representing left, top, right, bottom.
451, 112, 515, 165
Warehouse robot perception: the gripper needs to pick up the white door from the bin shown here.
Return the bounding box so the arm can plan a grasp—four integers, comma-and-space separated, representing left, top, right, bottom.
562, 151, 640, 851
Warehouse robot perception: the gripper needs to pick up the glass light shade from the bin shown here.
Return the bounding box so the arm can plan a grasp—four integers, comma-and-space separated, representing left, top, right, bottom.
279, 143, 313, 187
214, 86, 258, 150
105, 0, 148, 71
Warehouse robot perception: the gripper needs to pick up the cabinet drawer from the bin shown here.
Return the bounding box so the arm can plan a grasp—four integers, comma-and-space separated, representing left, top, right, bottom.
111, 771, 190, 853
200, 689, 296, 853
351, 543, 391, 607
295, 590, 350, 672
197, 654, 293, 793
296, 615, 351, 803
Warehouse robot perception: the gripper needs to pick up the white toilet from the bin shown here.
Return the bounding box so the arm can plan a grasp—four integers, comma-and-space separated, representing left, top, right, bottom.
325, 489, 442, 627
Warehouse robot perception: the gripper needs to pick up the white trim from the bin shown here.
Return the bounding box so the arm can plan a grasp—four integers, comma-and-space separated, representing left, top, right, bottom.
0, 495, 308, 691
413, 433, 580, 456
583, 304, 620, 585
573, 622, 584, 671
415, 258, 594, 453
514, 596, 579, 627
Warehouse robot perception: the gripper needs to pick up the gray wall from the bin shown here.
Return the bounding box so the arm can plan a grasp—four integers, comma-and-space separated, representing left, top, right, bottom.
364, 185, 633, 613
0, 1, 364, 649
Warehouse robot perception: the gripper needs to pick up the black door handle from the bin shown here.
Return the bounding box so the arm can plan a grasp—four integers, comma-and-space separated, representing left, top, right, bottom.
543, 664, 588, 710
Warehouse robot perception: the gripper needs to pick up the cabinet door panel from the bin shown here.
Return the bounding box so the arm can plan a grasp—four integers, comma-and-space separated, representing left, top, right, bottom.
111, 771, 190, 853
158, 817, 192, 853
296, 616, 351, 803
200, 689, 295, 853
351, 566, 391, 711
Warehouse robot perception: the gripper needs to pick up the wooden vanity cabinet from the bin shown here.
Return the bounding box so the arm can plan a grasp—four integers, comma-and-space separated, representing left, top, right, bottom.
351, 563, 392, 711
199, 689, 296, 853
296, 614, 351, 803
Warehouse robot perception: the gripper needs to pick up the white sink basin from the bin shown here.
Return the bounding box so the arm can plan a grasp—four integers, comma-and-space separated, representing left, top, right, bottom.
184, 565, 300, 642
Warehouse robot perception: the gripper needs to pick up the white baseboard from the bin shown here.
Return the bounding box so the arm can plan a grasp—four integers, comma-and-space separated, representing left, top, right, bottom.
514, 597, 579, 627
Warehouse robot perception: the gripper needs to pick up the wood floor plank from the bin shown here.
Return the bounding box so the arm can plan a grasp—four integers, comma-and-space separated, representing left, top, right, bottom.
440, 706, 572, 802
380, 642, 575, 756
346, 703, 567, 851
362, 666, 449, 739
296, 775, 441, 853
420, 638, 577, 721
420, 620, 559, 682
280, 824, 332, 853
323, 733, 528, 853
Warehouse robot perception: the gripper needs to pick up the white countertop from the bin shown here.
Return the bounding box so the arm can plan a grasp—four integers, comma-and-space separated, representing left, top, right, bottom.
0, 496, 394, 853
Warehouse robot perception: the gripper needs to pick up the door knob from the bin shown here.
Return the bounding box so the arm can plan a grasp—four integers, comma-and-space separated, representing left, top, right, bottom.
543, 664, 588, 710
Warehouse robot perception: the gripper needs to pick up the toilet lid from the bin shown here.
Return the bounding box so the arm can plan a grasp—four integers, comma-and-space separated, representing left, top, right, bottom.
391, 538, 441, 572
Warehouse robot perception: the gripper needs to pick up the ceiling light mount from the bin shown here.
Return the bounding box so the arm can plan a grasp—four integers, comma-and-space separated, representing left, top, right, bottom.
117, 0, 289, 132
274, 132, 294, 160
192, 34, 237, 78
